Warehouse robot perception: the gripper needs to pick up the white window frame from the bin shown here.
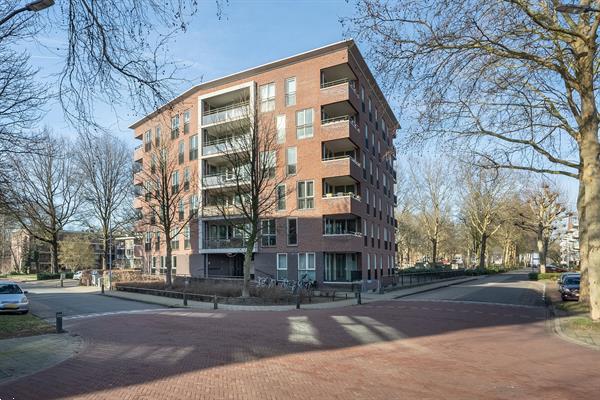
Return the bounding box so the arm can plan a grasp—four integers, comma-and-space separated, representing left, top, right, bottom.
261, 219, 277, 247
286, 147, 297, 176
296, 108, 314, 139
285, 77, 296, 106
259, 82, 276, 112
276, 115, 286, 143
277, 253, 288, 281
297, 180, 314, 209
298, 252, 316, 280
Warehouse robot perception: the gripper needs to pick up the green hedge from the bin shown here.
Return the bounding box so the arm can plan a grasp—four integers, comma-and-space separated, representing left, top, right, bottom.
464, 268, 508, 276
528, 272, 561, 281
36, 272, 74, 280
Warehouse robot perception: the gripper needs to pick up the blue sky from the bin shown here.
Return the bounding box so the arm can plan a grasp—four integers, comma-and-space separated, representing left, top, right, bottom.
22, 0, 578, 206
27, 0, 357, 147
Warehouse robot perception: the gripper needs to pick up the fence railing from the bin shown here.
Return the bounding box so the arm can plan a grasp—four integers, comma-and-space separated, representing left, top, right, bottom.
383, 269, 467, 291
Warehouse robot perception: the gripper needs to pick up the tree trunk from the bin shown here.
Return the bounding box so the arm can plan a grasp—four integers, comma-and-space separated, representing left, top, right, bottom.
537, 230, 545, 274
241, 232, 256, 298
165, 240, 172, 287
479, 234, 487, 270
432, 238, 437, 266
50, 236, 59, 274
578, 181, 589, 302
581, 142, 600, 320
102, 234, 109, 271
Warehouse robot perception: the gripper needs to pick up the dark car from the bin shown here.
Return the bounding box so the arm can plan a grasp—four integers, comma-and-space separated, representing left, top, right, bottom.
559, 276, 580, 301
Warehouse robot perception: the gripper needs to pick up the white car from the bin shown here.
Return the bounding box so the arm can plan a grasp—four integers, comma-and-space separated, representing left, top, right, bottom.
73, 270, 83, 280
0, 280, 29, 314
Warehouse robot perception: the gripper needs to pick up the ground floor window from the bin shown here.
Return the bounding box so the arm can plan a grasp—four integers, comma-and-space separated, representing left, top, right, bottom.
277, 253, 288, 281
298, 252, 315, 280
324, 253, 357, 282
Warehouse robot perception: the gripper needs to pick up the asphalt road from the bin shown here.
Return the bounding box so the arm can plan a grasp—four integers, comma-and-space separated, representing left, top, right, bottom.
402, 270, 546, 307
22, 280, 164, 320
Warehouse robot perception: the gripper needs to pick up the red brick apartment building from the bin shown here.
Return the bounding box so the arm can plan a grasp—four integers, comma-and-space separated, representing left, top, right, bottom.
130, 40, 398, 287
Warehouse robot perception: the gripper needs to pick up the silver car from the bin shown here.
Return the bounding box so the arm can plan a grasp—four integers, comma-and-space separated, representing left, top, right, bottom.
0, 280, 29, 314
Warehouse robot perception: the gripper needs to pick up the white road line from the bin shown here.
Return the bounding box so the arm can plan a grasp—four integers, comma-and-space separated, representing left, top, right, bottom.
395, 298, 543, 309
62, 308, 181, 321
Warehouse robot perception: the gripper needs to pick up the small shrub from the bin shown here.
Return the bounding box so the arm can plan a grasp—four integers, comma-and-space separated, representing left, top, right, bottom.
529, 272, 561, 281
36, 272, 74, 280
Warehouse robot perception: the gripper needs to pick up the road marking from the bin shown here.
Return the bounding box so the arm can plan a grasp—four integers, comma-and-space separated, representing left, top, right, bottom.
395, 299, 543, 309
61, 308, 180, 321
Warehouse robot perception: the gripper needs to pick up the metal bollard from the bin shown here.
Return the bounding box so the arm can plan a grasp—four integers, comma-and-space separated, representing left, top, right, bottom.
213, 294, 218, 309
296, 295, 301, 309
101, 280, 104, 294
357, 292, 362, 305
183, 291, 188, 306
56, 312, 63, 333
332, 290, 336, 302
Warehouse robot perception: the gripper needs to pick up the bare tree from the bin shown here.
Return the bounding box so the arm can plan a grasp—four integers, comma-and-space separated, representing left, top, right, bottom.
460, 167, 514, 269
137, 117, 198, 287
207, 96, 288, 297
1, 130, 81, 273
347, 0, 600, 318
409, 158, 454, 265
76, 133, 133, 271
516, 183, 566, 273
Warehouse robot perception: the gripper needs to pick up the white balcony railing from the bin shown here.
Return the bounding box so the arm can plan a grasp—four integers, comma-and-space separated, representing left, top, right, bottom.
202, 101, 249, 126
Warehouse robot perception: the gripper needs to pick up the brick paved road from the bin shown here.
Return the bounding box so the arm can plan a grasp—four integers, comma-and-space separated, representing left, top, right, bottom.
1, 297, 598, 400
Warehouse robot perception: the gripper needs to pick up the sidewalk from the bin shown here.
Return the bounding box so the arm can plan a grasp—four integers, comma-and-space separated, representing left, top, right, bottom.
546, 281, 600, 350
103, 276, 480, 311
0, 333, 83, 385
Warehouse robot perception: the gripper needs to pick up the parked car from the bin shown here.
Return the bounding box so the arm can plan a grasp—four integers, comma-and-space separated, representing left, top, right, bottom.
559, 272, 580, 286
559, 275, 580, 301
0, 280, 29, 314
73, 270, 83, 280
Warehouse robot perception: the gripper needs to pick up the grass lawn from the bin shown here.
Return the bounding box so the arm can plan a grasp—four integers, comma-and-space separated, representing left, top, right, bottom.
556, 300, 590, 315
563, 317, 600, 334
0, 314, 54, 340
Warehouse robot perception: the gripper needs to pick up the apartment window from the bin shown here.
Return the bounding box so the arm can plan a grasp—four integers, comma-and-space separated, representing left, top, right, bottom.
368, 98, 372, 121
150, 155, 157, 174
286, 147, 297, 176
190, 194, 199, 216
189, 135, 198, 160
285, 77, 296, 106
178, 200, 185, 221
277, 184, 286, 210
178, 140, 185, 164
160, 256, 165, 273
276, 115, 286, 143
144, 180, 152, 202
154, 127, 161, 146
298, 252, 316, 280
184, 226, 191, 249
362, 153, 367, 179
277, 253, 288, 280
170, 229, 179, 250
184, 167, 190, 191
183, 110, 190, 134
296, 108, 314, 139
287, 218, 298, 246
151, 256, 157, 273
261, 219, 276, 247
360, 85, 365, 112
172, 256, 177, 274
371, 132, 375, 156
364, 220, 368, 247
366, 187, 370, 213
171, 115, 179, 139
172, 170, 179, 193
297, 180, 314, 209
259, 82, 276, 112
144, 130, 152, 151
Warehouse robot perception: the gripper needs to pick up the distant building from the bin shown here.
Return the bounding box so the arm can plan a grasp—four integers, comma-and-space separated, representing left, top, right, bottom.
558, 213, 579, 268
114, 235, 144, 269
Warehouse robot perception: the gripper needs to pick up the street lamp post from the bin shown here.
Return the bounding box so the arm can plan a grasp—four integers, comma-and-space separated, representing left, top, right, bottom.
0, 0, 54, 26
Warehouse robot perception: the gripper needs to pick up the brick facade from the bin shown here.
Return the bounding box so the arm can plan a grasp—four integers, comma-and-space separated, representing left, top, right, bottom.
131, 40, 398, 288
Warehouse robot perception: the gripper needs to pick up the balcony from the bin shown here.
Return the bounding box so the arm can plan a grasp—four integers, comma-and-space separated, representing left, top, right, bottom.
202, 100, 249, 126
202, 134, 249, 157
320, 64, 360, 111
134, 145, 144, 162
201, 237, 257, 254
202, 171, 239, 189
201, 205, 242, 218
322, 155, 362, 181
